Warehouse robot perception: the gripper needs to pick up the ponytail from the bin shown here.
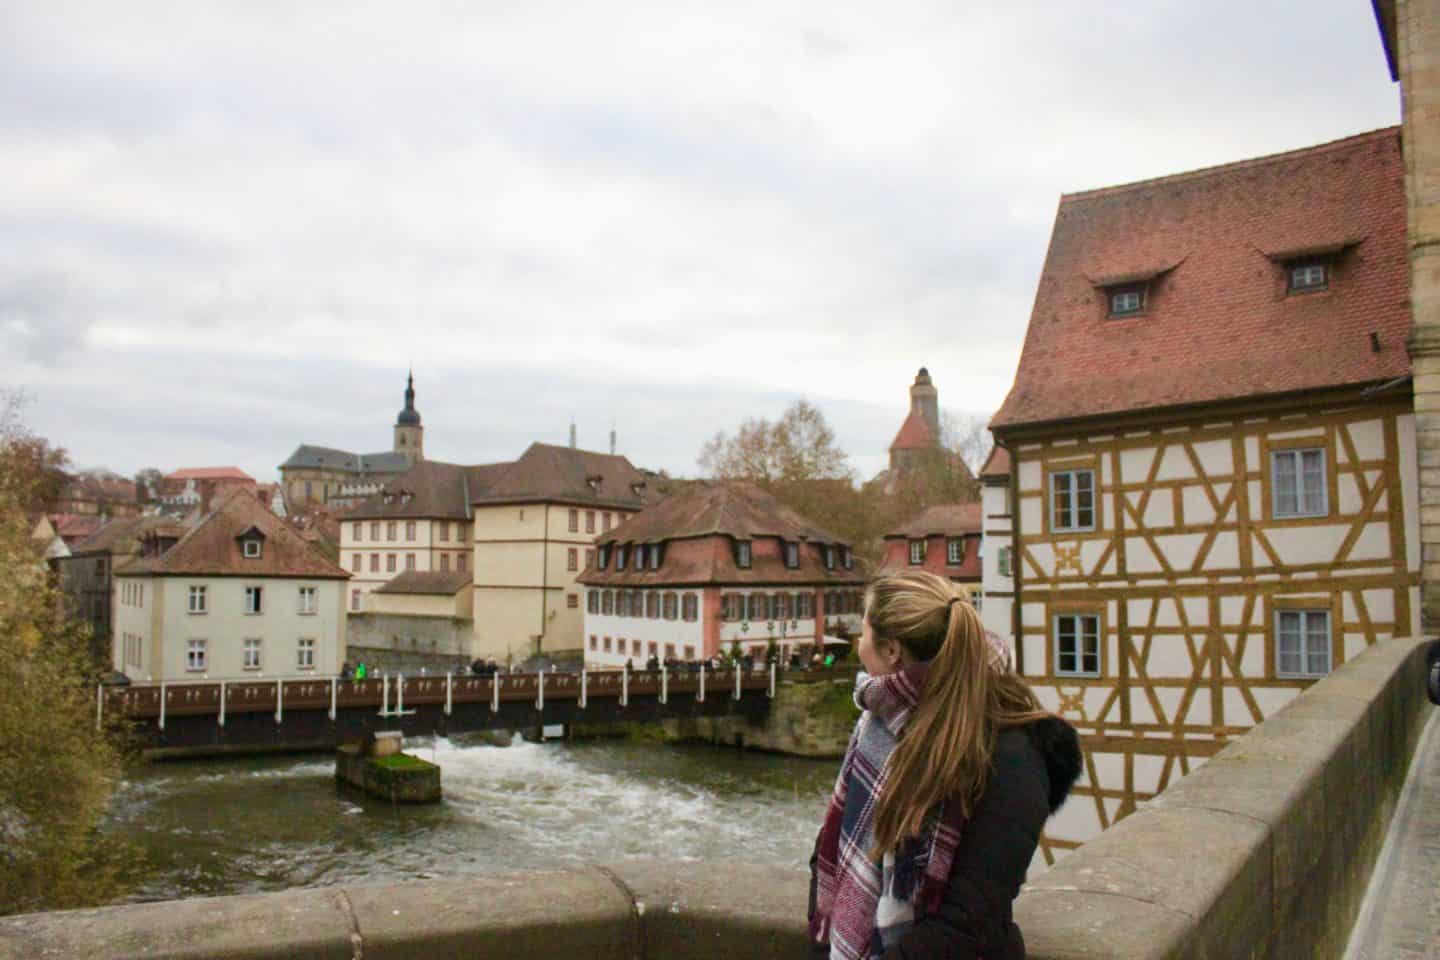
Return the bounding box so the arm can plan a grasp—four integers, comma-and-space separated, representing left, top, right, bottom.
868, 572, 1048, 856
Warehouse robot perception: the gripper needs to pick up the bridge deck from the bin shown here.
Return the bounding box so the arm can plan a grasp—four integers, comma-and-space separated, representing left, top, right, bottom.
1347, 706, 1440, 960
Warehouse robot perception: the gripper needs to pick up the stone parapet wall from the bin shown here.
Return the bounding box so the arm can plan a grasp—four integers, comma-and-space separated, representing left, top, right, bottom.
1017, 635, 1434, 960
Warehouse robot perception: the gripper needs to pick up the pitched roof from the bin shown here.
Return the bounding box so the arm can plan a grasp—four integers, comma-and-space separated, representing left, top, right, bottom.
50, 514, 105, 543
979, 445, 1010, 480
889, 411, 936, 451
345, 460, 490, 520
70, 515, 190, 556
374, 569, 473, 595
991, 128, 1409, 431
471, 443, 649, 509
279, 444, 411, 474
118, 489, 350, 579
885, 503, 982, 539
165, 467, 254, 482
596, 481, 846, 546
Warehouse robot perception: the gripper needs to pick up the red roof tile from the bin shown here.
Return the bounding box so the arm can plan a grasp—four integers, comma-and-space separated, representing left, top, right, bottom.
979, 446, 1010, 480
885, 503, 981, 539
120, 489, 349, 579
992, 128, 1408, 431
889, 411, 936, 451
165, 467, 254, 482
50, 514, 105, 543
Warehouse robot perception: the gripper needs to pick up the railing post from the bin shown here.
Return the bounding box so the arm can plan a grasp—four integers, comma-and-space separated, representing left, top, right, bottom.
329, 677, 337, 722
445, 672, 453, 717
769, 661, 776, 698
698, 663, 705, 703
492, 674, 500, 713
734, 666, 741, 701
159, 681, 166, 730
621, 664, 629, 707
396, 673, 405, 716
580, 669, 588, 709
219, 680, 227, 728
95, 684, 103, 731
379, 673, 389, 716
537, 670, 545, 711
660, 664, 668, 705
275, 679, 283, 724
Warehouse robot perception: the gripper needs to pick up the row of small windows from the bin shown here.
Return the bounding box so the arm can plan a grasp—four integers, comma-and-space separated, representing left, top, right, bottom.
1106, 261, 1330, 319
183, 637, 317, 673
350, 521, 468, 543
1047, 446, 1330, 533
590, 636, 697, 661
567, 509, 631, 534
186, 585, 319, 616
908, 537, 970, 566
121, 632, 143, 668
351, 551, 468, 574
593, 538, 853, 572
120, 582, 146, 606
588, 590, 700, 621
1051, 610, 1332, 680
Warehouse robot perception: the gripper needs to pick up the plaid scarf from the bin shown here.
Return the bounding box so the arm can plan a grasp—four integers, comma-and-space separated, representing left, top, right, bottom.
808, 661, 968, 959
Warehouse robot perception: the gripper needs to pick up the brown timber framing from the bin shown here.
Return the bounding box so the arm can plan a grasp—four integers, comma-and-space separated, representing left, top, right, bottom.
997, 389, 1418, 840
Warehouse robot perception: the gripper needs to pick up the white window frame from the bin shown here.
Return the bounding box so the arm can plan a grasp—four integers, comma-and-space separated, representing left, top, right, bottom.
1290, 262, 1327, 292
243, 585, 263, 615
297, 637, 316, 671
1275, 609, 1332, 678
1110, 289, 1143, 316
1271, 448, 1328, 519
909, 540, 926, 565
946, 538, 964, 565
784, 542, 799, 568
650, 546, 661, 570
736, 541, 752, 568
186, 638, 207, 672
242, 539, 261, 559
1050, 469, 1097, 532
997, 545, 1013, 578
824, 546, 835, 570
1053, 613, 1101, 678
243, 637, 262, 670
188, 585, 207, 614
298, 586, 317, 615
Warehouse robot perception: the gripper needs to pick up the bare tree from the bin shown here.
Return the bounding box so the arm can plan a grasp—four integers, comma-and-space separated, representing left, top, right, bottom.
942, 411, 994, 477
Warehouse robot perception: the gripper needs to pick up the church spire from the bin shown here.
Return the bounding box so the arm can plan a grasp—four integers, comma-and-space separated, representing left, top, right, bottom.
394, 369, 424, 464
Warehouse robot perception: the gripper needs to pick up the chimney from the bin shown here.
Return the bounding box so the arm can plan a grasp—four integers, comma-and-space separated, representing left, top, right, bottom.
569, 419, 577, 449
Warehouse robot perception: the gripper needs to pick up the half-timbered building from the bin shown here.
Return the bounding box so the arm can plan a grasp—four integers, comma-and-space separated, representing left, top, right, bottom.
989, 127, 1420, 863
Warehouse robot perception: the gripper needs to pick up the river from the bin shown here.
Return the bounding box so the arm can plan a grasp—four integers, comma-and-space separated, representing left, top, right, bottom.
102, 736, 839, 904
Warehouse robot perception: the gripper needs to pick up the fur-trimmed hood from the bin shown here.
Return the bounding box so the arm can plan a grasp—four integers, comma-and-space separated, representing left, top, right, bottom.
1021, 714, 1083, 813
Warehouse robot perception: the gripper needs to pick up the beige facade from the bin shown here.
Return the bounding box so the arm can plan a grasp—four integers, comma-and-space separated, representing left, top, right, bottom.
367, 587, 470, 619
340, 518, 470, 612
1003, 399, 1421, 861
471, 503, 632, 662
112, 574, 347, 682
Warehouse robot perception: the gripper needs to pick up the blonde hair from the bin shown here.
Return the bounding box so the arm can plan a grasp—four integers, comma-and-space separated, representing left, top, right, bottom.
866, 571, 1049, 856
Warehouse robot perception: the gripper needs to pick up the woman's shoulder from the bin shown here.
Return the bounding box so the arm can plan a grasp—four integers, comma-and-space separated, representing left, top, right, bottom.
995, 715, 1083, 814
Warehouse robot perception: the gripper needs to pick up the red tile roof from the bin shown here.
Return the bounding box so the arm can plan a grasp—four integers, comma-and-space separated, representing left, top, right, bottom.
375, 569, 473, 595
165, 467, 254, 482
598, 481, 846, 545
979, 446, 1010, 480
473, 443, 649, 509
889, 411, 936, 451
884, 503, 981, 539
50, 514, 105, 544
991, 128, 1408, 431
119, 489, 349, 579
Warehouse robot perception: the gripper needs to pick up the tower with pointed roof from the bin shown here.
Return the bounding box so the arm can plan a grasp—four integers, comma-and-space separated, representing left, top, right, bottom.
890, 366, 941, 472
394, 371, 424, 466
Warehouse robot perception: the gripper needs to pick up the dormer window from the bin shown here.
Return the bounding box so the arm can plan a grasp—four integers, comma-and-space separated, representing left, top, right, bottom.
1108, 285, 1145, 317
616, 545, 628, 570
841, 547, 853, 570
598, 544, 611, 569
243, 540, 262, 559
586, 474, 602, 492
735, 540, 752, 569
824, 546, 836, 570
1289, 261, 1328, 293
649, 543, 662, 570
236, 526, 266, 560
630, 481, 646, 497
783, 541, 799, 569
635, 545, 647, 569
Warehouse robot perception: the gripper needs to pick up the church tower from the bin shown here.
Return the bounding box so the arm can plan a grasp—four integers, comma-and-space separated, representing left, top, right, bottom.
393, 371, 424, 465
910, 367, 940, 439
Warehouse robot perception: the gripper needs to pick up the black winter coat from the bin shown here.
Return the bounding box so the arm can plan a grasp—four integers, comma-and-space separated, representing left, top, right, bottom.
808, 715, 1083, 960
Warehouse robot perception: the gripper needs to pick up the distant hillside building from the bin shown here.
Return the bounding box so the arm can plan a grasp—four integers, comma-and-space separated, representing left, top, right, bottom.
872, 367, 975, 498
278, 372, 423, 509
877, 502, 983, 599
578, 482, 867, 669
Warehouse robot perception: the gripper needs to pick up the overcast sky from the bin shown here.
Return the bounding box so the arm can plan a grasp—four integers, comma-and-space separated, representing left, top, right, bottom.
1, 1, 1400, 484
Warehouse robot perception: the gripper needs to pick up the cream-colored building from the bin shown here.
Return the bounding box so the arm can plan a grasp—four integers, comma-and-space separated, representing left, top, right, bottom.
112, 490, 350, 682
342, 442, 650, 663
978, 447, 1015, 655
989, 129, 1418, 865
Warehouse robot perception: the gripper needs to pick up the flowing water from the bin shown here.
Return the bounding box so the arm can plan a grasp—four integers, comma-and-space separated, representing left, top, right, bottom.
102, 736, 839, 904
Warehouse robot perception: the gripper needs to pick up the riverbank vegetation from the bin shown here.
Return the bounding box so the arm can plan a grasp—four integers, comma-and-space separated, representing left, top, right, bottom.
0, 393, 136, 916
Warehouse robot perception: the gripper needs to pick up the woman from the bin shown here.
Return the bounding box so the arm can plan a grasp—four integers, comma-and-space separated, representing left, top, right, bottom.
808, 572, 1082, 960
